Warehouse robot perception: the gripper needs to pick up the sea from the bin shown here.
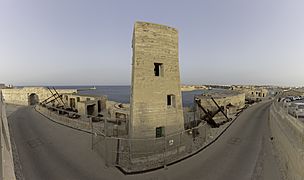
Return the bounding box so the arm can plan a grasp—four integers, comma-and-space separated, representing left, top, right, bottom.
51, 86, 228, 107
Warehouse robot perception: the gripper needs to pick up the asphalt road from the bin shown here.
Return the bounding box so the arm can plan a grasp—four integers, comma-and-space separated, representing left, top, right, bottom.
8, 101, 282, 180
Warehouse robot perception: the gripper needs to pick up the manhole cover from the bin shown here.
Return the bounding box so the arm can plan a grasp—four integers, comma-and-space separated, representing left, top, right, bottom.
228, 137, 241, 145
27, 139, 43, 148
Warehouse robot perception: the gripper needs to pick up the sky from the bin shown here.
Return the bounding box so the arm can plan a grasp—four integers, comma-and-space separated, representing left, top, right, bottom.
1, 0, 304, 86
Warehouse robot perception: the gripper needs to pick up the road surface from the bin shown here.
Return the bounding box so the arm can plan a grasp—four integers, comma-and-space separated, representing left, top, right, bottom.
7, 101, 282, 180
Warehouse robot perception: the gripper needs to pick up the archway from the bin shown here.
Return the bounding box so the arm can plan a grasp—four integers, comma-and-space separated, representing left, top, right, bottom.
28, 93, 39, 105
87, 104, 96, 116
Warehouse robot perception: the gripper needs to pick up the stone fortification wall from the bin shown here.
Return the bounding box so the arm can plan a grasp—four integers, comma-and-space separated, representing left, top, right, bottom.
281, 89, 304, 97
269, 101, 304, 180
196, 92, 245, 119
0, 91, 16, 180
181, 85, 207, 92
231, 86, 269, 100
2, 87, 77, 105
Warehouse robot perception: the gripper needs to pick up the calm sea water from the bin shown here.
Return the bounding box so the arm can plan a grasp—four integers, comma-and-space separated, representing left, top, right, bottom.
54, 86, 226, 107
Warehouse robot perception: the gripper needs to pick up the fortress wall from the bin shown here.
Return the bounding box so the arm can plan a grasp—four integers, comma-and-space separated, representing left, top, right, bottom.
2, 87, 77, 105
196, 93, 245, 119
1, 88, 28, 105
232, 86, 269, 100
269, 101, 304, 180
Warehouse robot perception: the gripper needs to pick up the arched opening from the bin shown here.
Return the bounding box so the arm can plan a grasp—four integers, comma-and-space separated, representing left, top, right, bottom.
28, 93, 39, 105
87, 104, 96, 116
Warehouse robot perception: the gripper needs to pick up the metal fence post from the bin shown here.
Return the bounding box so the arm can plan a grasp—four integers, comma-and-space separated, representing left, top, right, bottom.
164, 135, 167, 169
104, 113, 109, 167
104, 136, 108, 167
205, 124, 207, 142
128, 138, 131, 166
194, 96, 197, 127
91, 118, 93, 150
179, 132, 182, 155
116, 138, 120, 165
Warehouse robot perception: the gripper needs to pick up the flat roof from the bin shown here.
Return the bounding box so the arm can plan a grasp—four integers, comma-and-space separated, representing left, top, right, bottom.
195, 89, 243, 99
65, 93, 106, 98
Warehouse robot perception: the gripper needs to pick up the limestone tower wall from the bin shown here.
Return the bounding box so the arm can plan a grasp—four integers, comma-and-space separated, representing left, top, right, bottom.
130, 22, 184, 139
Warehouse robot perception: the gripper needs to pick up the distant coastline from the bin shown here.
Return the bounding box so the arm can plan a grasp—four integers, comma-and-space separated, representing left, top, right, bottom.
181, 85, 208, 92
9, 85, 229, 107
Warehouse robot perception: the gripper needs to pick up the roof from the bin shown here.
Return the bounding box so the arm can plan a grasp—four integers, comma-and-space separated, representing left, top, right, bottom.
66, 93, 106, 98
134, 21, 178, 32
195, 89, 243, 99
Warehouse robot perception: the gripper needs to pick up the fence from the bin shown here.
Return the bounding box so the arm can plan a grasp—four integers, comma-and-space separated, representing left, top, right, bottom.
91, 119, 236, 173
37, 104, 234, 173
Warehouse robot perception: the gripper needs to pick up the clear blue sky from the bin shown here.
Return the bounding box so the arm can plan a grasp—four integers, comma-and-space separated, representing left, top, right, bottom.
1, 0, 304, 86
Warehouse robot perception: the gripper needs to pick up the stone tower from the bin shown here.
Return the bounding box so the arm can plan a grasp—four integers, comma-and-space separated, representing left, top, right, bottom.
129, 22, 184, 139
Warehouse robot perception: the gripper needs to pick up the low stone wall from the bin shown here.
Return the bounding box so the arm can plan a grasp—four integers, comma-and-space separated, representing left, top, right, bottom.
195, 92, 245, 119
35, 105, 92, 133
269, 101, 304, 180
2, 87, 77, 105
0, 91, 16, 180
36, 105, 128, 138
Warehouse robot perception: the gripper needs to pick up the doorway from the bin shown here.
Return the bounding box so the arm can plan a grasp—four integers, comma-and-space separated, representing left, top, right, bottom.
28, 93, 39, 105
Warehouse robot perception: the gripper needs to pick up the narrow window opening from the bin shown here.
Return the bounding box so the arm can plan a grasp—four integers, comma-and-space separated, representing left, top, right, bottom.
167, 95, 172, 106
98, 100, 102, 112
77, 97, 80, 102
167, 94, 176, 107
156, 126, 165, 138
154, 63, 163, 77
70, 98, 76, 109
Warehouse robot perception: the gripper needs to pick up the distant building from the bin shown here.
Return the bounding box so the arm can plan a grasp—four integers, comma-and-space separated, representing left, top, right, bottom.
1, 87, 77, 105
231, 85, 268, 101
195, 90, 245, 120
0, 84, 6, 89
61, 94, 107, 117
